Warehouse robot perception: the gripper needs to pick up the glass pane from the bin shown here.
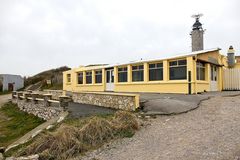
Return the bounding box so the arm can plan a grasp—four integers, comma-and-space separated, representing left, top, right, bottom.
132, 66, 137, 70
149, 64, 155, 69
111, 70, 114, 83
169, 61, 177, 66
200, 68, 205, 80
149, 69, 163, 81
132, 71, 144, 82
118, 72, 128, 82
107, 71, 110, 83
95, 75, 102, 83
139, 65, 144, 70
157, 63, 163, 68
170, 66, 187, 80
178, 60, 187, 65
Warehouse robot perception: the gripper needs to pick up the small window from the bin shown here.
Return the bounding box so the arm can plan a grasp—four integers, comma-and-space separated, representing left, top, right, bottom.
118, 67, 128, 82
77, 72, 83, 84
149, 62, 163, 81
169, 59, 187, 80
132, 65, 144, 82
67, 74, 71, 83
196, 61, 205, 80
95, 70, 102, 83
86, 71, 92, 84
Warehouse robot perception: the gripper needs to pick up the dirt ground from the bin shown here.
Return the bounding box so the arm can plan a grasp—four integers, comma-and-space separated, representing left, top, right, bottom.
0, 94, 11, 107
82, 95, 240, 160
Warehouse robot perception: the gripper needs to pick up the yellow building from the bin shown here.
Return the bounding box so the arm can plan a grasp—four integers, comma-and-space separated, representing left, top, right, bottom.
63, 48, 231, 94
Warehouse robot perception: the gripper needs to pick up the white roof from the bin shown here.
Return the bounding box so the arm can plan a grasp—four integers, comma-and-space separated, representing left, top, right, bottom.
103, 48, 221, 68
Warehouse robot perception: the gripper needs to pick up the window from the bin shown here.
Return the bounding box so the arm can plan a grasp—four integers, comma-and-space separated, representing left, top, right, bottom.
95, 70, 102, 83
196, 61, 205, 80
169, 59, 187, 80
149, 63, 163, 81
77, 72, 83, 84
132, 65, 144, 82
118, 67, 128, 82
86, 71, 92, 84
67, 74, 71, 83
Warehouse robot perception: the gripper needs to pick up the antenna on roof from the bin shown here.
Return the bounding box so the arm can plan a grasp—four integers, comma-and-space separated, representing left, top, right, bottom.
191, 13, 203, 19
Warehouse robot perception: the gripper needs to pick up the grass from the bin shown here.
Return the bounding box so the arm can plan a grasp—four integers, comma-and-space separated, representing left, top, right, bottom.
0, 91, 11, 95
9, 111, 139, 160
41, 83, 63, 90
0, 103, 45, 147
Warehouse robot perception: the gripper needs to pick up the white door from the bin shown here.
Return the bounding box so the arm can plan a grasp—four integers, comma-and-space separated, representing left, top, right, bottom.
106, 69, 114, 91
210, 65, 218, 91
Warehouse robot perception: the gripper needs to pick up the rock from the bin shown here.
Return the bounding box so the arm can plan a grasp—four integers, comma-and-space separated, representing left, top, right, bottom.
0, 153, 4, 160
0, 147, 5, 153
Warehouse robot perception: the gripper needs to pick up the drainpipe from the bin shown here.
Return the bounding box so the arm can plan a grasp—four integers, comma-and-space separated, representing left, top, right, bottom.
194, 55, 198, 94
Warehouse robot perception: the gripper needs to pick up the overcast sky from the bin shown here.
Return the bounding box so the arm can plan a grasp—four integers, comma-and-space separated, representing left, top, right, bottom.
0, 0, 240, 76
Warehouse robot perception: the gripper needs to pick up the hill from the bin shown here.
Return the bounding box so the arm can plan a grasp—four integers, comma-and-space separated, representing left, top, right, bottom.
24, 66, 71, 90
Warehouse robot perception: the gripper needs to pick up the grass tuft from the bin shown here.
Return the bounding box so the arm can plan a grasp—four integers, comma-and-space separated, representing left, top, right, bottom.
17, 111, 139, 160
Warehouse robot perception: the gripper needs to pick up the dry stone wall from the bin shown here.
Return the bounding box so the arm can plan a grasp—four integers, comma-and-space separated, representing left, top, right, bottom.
72, 92, 139, 111
12, 99, 62, 120
12, 92, 71, 120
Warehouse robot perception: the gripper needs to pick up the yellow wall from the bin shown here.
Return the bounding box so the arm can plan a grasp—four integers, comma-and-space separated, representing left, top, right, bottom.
63, 50, 226, 94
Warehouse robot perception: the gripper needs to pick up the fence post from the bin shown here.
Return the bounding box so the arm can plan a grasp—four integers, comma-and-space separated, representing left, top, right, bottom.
31, 93, 39, 104
59, 96, 72, 111
43, 94, 52, 107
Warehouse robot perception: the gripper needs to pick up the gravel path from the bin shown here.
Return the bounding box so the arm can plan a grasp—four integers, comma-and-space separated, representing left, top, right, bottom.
0, 94, 11, 107
82, 95, 240, 160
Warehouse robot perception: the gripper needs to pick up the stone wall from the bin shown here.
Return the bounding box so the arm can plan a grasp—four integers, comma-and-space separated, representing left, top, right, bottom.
12, 91, 71, 120
43, 90, 64, 100
72, 92, 139, 111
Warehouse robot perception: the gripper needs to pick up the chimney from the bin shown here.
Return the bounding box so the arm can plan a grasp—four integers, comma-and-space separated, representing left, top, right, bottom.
190, 14, 204, 52
227, 46, 235, 67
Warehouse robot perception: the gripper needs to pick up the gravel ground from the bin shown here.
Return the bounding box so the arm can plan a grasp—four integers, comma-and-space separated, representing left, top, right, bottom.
81, 95, 240, 160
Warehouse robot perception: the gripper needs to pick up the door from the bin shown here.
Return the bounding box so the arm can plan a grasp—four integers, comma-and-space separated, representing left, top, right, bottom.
8, 83, 14, 91
106, 69, 114, 91
210, 65, 218, 91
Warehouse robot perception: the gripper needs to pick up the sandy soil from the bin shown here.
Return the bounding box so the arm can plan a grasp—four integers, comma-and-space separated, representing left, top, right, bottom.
81, 95, 240, 160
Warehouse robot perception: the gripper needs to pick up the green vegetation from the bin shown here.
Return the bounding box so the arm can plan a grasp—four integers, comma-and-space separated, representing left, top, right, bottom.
41, 83, 63, 90
9, 111, 139, 160
0, 103, 45, 147
24, 66, 70, 88
0, 91, 11, 95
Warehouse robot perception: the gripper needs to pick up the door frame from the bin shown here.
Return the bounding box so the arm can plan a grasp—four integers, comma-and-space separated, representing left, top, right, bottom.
210, 65, 218, 91
105, 69, 114, 91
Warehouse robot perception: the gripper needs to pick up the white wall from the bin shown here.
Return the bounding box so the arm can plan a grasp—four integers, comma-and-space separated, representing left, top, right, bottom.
1, 74, 24, 91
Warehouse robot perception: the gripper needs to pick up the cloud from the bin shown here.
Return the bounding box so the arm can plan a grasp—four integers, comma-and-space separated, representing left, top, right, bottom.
0, 0, 239, 76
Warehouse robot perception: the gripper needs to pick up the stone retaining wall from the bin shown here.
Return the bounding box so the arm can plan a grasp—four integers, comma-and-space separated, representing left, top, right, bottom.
12, 98, 62, 120
72, 92, 139, 111
43, 90, 64, 100
12, 92, 71, 120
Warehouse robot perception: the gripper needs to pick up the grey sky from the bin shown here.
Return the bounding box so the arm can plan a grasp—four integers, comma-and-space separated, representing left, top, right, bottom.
0, 0, 239, 76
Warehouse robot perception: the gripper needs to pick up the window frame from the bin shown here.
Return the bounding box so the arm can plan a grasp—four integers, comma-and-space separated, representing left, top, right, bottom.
169, 59, 187, 80
86, 71, 92, 84
67, 74, 71, 83
196, 61, 206, 81
132, 64, 144, 82
149, 62, 163, 81
95, 70, 102, 84
118, 66, 128, 83
77, 72, 83, 84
